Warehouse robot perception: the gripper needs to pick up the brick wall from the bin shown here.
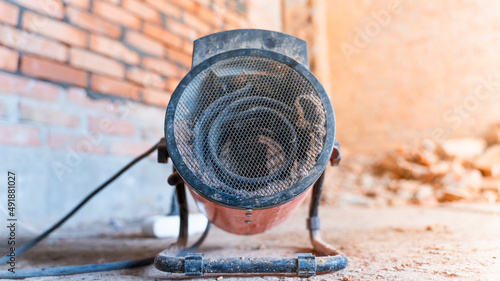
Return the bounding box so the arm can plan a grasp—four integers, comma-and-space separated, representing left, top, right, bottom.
0, 0, 251, 107
0, 0, 282, 232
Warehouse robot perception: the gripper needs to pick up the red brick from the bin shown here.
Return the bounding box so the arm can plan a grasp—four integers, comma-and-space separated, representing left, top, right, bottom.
144, 0, 182, 19
166, 78, 180, 92
176, 67, 189, 79
183, 12, 212, 35
144, 23, 183, 49
125, 31, 164, 57
13, 0, 64, 19
0, 2, 19, 26
89, 116, 135, 136
70, 48, 125, 78
167, 48, 192, 69
142, 57, 178, 77
223, 19, 240, 31
122, 0, 161, 24
91, 75, 140, 100
102, 0, 121, 4
22, 11, 87, 47
19, 102, 79, 127
0, 124, 41, 146
0, 72, 61, 101
193, 4, 223, 28
166, 18, 198, 41
63, 0, 90, 9
169, 0, 197, 11
93, 1, 141, 29
142, 88, 171, 107
48, 132, 106, 154
21, 55, 88, 87
181, 39, 194, 55
66, 7, 122, 39
0, 25, 68, 62
224, 0, 245, 13
0, 46, 19, 72
194, 0, 211, 7
127, 67, 166, 89
109, 140, 153, 156
223, 10, 244, 28
90, 34, 140, 65
66, 87, 118, 113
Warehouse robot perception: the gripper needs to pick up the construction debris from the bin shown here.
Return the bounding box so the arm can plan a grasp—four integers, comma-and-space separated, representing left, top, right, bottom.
474, 145, 500, 177
440, 137, 486, 159
324, 123, 500, 206
485, 123, 500, 145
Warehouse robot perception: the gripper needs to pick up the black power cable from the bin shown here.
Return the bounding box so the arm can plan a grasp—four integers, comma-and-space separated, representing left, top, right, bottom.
0, 223, 211, 279
0, 140, 210, 279
0, 257, 155, 279
1, 140, 161, 265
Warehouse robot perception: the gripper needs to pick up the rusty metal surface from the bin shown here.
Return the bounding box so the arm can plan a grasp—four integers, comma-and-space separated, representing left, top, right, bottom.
188, 184, 310, 235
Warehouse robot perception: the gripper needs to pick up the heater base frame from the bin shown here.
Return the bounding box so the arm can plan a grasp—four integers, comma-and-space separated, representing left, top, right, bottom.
155, 143, 347, 277
158, 29, 345, 277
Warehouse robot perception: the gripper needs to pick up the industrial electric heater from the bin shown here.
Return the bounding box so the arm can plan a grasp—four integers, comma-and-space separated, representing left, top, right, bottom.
0, 29, 346, 279
155, 29, 347, 277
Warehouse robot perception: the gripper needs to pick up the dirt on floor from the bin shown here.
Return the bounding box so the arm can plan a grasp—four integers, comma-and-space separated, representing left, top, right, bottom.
3, 204, 500, 281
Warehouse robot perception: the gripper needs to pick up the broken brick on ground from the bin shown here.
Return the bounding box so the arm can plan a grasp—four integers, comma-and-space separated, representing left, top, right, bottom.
323, 123, 500, 206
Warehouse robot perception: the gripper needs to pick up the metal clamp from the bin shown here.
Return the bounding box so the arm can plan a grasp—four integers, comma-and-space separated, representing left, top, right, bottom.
296, 253, 316, 277
185, 253, 204, 276
306, 216, 321, 231
330, 141, 341, 166
157, 137, 169, 163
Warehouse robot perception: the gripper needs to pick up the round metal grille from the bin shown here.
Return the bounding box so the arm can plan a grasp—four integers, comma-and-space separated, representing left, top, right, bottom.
173, 55, 327, 198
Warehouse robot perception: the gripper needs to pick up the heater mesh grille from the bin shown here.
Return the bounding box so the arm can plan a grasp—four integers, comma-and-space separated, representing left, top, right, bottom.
173, 55, 327, 197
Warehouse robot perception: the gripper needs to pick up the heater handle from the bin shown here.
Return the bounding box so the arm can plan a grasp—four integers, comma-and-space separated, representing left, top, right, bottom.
330, 141, 341, 166
157, 137, 170, 163
155, 253, 346, 277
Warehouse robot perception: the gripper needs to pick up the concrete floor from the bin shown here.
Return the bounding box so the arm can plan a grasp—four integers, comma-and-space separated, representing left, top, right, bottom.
2, 204, 500, 280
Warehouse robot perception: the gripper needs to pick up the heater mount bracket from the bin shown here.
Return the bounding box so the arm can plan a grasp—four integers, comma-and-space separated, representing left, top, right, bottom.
306, 216, 321, 231
185, 253, 204, 276
157, 137, 169, 164
330, 142, 342, 166
297, 253, 317, 277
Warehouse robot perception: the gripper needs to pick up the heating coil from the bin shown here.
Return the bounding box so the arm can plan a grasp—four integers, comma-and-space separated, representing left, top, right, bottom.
173, 55, 327, 198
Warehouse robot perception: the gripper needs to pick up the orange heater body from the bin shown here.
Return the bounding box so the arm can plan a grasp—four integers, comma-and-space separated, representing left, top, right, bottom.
189, 186, 311, 235
163, 29, 335, 235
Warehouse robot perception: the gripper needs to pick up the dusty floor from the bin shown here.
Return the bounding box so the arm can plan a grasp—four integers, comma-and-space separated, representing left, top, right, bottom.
2, 204, 500, 280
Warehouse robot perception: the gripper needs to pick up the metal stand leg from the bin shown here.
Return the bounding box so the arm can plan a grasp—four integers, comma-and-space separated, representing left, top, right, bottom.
154, 168, 348, 277
307, 172, 348, 271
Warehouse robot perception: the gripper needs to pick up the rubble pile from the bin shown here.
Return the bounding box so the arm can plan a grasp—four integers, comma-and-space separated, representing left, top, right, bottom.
323, 124, 500, 206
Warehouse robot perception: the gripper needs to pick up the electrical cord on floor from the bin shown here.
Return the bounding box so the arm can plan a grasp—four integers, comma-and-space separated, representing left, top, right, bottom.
0, 223, 211, 279
0, 139, 207, 279
0, 140, 161, 265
